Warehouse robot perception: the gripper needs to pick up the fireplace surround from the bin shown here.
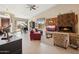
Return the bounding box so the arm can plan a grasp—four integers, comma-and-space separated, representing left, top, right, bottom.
57, 12, 78, 33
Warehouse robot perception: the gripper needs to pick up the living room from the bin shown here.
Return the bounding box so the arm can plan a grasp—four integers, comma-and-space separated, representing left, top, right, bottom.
0, 4, 79, 54
26, 4, 79, 54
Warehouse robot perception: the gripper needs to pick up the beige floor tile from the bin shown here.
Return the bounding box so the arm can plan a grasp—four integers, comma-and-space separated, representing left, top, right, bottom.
19, 31, 79, 54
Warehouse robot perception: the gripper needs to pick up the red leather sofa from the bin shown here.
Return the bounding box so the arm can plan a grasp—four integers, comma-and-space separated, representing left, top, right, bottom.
30, 30, 41, 40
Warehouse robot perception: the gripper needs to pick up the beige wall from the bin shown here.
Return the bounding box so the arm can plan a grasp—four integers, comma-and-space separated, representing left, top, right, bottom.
33, 4, 79, 33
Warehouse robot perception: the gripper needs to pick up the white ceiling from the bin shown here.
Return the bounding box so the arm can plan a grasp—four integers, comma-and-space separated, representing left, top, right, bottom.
0, 4, 55, 19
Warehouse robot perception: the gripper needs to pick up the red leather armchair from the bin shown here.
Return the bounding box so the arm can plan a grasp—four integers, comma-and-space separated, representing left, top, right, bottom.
30, 30, 41, 40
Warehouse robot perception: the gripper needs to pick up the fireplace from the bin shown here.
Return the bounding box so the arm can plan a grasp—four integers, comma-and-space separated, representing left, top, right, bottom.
57, 12, 78, 33
58, 26, 74, 32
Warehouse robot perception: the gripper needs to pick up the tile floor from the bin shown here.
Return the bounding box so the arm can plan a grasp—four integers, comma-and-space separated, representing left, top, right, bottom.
18, 31, 79, 54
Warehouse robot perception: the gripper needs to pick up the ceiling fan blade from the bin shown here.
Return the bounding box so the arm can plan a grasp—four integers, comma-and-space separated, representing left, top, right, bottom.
26, 4, 33, 7
32, 5, 36, 7
32, 7, 36, 10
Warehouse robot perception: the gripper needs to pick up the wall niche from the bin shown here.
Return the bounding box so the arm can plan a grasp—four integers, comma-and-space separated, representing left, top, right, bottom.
46, 17, 57, 26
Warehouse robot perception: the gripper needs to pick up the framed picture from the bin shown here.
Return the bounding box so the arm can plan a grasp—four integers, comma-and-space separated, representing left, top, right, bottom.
36, 18, 45, 29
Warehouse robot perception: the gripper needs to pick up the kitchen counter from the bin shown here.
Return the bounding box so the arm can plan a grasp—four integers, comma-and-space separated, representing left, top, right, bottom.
0, 33, 22, 54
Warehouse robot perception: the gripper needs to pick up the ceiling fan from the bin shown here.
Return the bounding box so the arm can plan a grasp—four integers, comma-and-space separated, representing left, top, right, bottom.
26, 4, 38, 11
